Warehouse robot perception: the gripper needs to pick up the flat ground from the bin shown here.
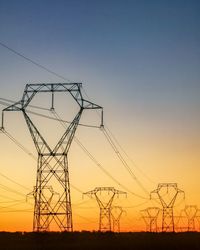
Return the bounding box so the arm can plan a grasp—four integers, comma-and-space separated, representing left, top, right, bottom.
0, 232, 200, 250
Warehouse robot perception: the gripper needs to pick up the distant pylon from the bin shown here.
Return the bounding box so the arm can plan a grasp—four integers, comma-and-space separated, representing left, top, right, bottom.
111, 206, 125, 232
2, 83, 103, 231
183, 205, 198, 231
196, 209, 200, 232
140, 207, 160, 232
150, 183, 184, 232
174, 213, 187, 232
83, 187, 126, 231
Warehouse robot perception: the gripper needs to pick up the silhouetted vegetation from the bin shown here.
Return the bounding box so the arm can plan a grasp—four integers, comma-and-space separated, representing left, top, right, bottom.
0, 231, 200, 250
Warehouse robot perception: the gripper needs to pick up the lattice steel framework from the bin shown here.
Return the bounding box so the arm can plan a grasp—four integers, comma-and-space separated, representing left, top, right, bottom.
2, 83, 103, 231
150, 183, 184, 232
196, 209, 200, 232
184, 205, 198, 231
140, 207, 160, 232
84, 187, 126, 231
111, 206, 125, 232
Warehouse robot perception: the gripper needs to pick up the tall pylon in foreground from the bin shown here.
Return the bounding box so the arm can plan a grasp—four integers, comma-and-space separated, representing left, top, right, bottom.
111, 206, 126, 232
84, 187, 126, 231
2, 83, 103, 231
140, 207, 160, 232
184, 205, 198, 231
150, 183, 184, 232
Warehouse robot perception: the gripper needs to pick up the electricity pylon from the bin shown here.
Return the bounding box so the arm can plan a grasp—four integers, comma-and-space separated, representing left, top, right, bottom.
183, 205, 198, 231
83, 187, 126, 231
150, 183, 184, 232
2, 83, 103, 231
196, 209, 200, 232
111, 206, 125, 232
174, 213, 187, 232
140, 207, 160, 232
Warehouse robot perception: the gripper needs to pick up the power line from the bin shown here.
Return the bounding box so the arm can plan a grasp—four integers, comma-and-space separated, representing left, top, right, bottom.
0, 171, 31, 191
0, 124, 88, 197
0, 199, 26, 204
82, 88, 155, 186
0, 183, 27, 198
104, 125, 155, 184
0, 41, 157, 226
1, 99, 149, 200
0, 41, 71, 82
0, 98, 100, 128
0, 209, 33, 213
0, 97, 50, 111
102, 128, 150, 197
0, 200, 29, 210
52, 110, 148, 200
0, 42, 151, 198
2, 130, 37, 160
0, 41, 154, 189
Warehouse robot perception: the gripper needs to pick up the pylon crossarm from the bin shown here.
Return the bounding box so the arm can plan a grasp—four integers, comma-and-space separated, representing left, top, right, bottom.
83, 190, 96, 197
150, 189, 158, 200
3, 100, 22, 112
82, 99, 102, 110
20, 83, 102, 110
114, 189, 127, 196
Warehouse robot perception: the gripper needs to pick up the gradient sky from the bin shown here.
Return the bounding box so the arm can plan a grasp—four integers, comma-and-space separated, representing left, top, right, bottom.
0, 0, 200, 232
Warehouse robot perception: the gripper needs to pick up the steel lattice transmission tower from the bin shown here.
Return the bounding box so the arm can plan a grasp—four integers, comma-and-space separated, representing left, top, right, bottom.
111, 206, 125, 232
183, 205, 198, 231
150, 183, 184, 232
2, 83, 103, 232
84, 187, 126, 231
140, 207, 160, 232
196, 209, 200, 232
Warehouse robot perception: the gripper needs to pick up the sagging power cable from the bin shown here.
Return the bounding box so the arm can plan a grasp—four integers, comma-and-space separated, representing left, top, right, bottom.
104, 125, 155, 184
51, 110, 148, 200
0, 171, 31, 192
0, 41, 71, 82
0, 98, 100, 129
102, 128, 150, 197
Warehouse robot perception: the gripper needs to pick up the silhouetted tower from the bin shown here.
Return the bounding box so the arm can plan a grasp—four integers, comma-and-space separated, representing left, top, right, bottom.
111, 206, 125, 232
196, 209, 200, 232
184, 205, 198, 231
141, 207, 160, 232
84, 187, 126, 231
2, 83, 103, 231
174, 213, 187, 232
150, 183, 184, 232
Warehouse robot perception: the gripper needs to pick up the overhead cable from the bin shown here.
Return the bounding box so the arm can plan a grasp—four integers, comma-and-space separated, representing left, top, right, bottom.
51, 110, 148, 200
102, 128, 150, 197
0, 41, 71, 82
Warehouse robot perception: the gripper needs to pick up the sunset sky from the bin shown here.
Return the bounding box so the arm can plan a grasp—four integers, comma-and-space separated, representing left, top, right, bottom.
0, 0, 200, 232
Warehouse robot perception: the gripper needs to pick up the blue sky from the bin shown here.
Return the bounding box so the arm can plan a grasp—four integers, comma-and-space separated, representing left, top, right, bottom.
0, 0, 199, 119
